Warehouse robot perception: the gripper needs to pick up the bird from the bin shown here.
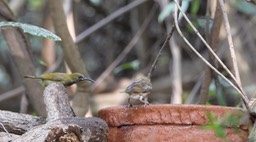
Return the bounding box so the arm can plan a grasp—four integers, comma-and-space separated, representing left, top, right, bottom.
24, 72, 95, 87
124, 75, 152, 107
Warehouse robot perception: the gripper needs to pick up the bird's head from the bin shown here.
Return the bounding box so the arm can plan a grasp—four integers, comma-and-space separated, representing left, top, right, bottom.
71, 73, 95, 83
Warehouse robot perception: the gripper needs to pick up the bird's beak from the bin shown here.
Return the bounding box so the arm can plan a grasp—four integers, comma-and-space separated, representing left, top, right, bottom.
82, 77, 95, 83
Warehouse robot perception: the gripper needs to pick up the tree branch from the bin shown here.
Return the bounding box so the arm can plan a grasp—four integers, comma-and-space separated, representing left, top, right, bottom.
49, 0, 92, 116
0, 0, 46, 115
0, 83, 108, 141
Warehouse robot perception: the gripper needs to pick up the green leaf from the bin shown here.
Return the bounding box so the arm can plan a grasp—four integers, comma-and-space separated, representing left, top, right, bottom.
28, 0, 43, 10
197, 18, 214, 29
202, 113, 226, 139
114, 60, 140, 74
190, 0, 201, 15
0, 22, 61, 41
36, 58, 48, 66
158, 0, 189, 23
90, 0, 102, 6
214, 125, 225, 138
208, 81, 216, 96
158, 2, 175, 23
234, 0, 256, 15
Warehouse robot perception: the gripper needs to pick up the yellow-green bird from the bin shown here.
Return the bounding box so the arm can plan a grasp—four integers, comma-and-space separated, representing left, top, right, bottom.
24, 72, 95, 87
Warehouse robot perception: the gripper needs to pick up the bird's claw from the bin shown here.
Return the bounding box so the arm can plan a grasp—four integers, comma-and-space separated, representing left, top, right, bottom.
143, 102, 149, 107
127, 103, 133, 108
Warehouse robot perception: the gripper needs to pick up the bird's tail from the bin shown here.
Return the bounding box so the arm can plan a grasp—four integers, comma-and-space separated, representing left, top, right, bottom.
24, 75, 41, 79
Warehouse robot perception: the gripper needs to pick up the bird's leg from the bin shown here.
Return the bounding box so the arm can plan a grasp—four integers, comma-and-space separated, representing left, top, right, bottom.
139, 95, 149, 107
143, 97, 149, 107
70, 106, 76, 117
144, 97, 149, 106
127, 96, 133, 108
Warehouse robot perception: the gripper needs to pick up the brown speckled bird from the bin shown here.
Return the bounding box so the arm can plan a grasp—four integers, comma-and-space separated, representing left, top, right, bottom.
124, 76, 152, 107
124, 19, 176, 107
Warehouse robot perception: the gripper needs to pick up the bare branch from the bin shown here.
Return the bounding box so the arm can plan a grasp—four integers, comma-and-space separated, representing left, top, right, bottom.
173, 0, 239, 90
43, 83, 75, 121
0, 0, 46, 115
0, 110, 46, 134
218, 0, 241, 86
92, 5, 157, 91
50, 0, 92, 116
173, 0, 249, 110
75, 0, 148, 43
198, 0, 222, 104
147, 25, 175, 78
0, 86, 24, 102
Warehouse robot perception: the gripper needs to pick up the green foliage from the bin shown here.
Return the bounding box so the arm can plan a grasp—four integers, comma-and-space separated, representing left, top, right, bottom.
89, 0, 102, 6
114, 60, 139, 74
28, 0, 43, 10
185, 1, 214, 33
203, 113, 226, 138
208, 79, 241, 106
36, 58, 48, 67
158, 0, 189, 23
208, 81, 216, 97
158, 2, 175, 23
203, 112, 242, 139
185, 20, 198, 33
190, 0, 201, 15
0, 22, 61, 41
216, 88, 226, 106
196, 18, 213, 29
233, 0, 256, 15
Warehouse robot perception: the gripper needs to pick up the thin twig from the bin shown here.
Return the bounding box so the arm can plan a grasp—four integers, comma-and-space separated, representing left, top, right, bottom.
173, 0, 250, 110
198, 0, 222, 104
185, 75, 203, 104
147, 24, 175, 78
218, 0, 241, 86
173, 0, 239, 91
157, 0, 183, 104
0, 86, 25, 102
92, 5, 157, 91
74, 0, 148, 43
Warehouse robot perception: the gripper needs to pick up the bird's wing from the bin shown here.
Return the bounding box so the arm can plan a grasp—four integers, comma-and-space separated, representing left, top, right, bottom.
40, 73, 65, 82
142, 83, 152, 92
125, 81, 144, 93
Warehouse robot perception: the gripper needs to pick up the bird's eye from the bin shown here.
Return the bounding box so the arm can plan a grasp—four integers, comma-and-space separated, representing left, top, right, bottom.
78, 76, 84, 79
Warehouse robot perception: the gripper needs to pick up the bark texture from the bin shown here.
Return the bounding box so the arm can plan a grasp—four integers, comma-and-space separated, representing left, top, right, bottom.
49, 0, 91, 116
0, 83, 108, 142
